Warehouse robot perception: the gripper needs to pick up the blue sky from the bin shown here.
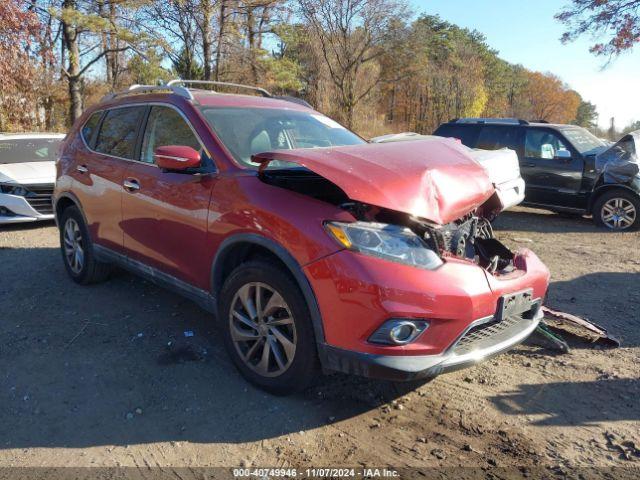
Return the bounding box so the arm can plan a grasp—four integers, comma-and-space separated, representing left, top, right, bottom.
409, 0, 639, 128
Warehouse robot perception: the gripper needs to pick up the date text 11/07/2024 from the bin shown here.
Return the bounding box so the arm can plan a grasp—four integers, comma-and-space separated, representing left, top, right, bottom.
232, 467, 400, 478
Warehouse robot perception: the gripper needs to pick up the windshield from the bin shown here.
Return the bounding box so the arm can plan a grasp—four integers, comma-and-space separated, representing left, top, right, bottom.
561, 127, 606, 155
199, 107, 365, 169
0, 138, 62, 164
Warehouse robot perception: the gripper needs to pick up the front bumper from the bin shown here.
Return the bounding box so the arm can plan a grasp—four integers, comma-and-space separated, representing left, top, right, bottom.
304, 245, 549, 380
319, 303, 543, 381
0, 189, 54, 224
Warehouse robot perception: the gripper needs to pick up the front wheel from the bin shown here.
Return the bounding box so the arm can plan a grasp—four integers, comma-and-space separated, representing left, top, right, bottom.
219, 260, 319, 395
59, 206, 112, 284
592, 190, 640, 231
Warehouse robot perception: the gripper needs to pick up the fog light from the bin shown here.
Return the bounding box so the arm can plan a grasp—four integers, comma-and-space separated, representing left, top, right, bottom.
369, 319, 429, 345
390, 322, 416, 343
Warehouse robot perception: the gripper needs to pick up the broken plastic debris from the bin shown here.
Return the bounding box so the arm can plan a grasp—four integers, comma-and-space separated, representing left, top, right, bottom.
542, 306, 620, 347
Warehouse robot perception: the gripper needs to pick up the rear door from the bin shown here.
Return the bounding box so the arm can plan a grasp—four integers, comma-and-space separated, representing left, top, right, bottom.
74, 106, 146, 253
521, 128, 584, 208
121, 104, 216, 288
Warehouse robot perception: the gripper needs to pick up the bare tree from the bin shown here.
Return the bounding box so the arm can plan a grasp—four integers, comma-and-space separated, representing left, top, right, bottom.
297, 0, 408, 128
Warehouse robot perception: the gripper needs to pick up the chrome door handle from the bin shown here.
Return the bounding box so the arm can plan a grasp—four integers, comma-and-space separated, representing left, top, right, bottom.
123, 179, 140, 192
76, 165, 88, 174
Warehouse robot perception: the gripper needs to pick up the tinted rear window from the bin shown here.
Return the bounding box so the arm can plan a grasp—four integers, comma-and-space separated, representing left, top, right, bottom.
95, 106, 146, 159
475, 126, 520, 151
433, 124, 479, 147
0, 138, 62, 164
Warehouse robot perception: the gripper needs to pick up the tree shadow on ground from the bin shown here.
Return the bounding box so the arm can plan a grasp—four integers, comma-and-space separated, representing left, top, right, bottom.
490, 378, 639, 426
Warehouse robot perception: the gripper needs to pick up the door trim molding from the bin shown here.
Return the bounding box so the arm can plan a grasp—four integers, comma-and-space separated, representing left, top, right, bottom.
93, 244, 216, 313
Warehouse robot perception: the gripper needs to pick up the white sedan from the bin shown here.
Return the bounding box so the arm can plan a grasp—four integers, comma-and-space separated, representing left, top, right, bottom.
371, 132, 525, 213
0, 133, 65, 224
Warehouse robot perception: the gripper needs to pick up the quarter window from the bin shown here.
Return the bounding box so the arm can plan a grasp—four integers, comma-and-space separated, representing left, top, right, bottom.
81, 111, 102, 147
94, 106, 146, 159
140, 106, 201, 164
525, 130, 571, 159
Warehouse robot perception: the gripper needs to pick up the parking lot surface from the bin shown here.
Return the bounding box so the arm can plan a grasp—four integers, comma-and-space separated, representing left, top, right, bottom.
0, 207, 638, 475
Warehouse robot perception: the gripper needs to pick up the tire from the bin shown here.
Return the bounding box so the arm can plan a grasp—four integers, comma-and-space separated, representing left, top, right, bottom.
218, 259, 319, 395
59, 206, 112, 284
592, 190, 640, 231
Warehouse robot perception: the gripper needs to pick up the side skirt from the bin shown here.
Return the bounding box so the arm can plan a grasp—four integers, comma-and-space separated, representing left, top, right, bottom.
521, 201, 587, 214
93, 244, 217, 314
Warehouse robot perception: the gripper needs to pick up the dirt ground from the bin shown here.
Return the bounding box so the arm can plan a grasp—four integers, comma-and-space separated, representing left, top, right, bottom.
1, 206, 639, 478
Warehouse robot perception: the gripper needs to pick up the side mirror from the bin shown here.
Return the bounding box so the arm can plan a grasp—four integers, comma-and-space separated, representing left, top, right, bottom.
154, 145, 201, 171
555, 149, 572, 161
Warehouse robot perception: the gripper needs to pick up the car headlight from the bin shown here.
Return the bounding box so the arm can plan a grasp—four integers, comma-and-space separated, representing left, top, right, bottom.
325, 221, 443, 270
0, 183, 28, 196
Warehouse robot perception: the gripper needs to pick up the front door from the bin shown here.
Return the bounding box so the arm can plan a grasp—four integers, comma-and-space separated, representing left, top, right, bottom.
121, 105, 216, 289
520, 128, 584, 209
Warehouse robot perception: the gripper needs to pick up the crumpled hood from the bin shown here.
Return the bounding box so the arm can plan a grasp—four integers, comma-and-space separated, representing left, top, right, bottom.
0, 161, 56, 185
252, 138, 495, 225
595, 130, 640, 184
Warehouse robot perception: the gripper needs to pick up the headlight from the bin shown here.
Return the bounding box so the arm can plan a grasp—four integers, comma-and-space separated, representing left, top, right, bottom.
0, 184, 28, 196
325, 221, 443, 270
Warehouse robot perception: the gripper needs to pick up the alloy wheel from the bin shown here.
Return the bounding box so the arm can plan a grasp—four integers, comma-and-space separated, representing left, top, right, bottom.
229, 282, 297, 377
601, 197, 636, 230
63, 217, 84, 274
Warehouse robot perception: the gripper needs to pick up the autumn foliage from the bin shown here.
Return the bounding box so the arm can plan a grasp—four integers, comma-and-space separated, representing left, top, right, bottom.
0, 0, 596, 136
0, 1, 44, 130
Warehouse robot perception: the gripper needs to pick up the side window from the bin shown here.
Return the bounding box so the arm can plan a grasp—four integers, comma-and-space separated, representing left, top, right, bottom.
94, 106, 146, 159
81, 111, 102, 148
434, 124, 480, 148
140, 106, 201, 164
525, 129, 570, 159
476, 126, 519, 151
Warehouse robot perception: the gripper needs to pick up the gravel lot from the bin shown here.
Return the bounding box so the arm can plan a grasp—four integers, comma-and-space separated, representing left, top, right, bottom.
0, 207, 638, 477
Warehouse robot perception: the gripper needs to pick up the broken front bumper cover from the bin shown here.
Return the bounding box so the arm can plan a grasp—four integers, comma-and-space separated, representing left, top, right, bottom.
319, 303, 543, 381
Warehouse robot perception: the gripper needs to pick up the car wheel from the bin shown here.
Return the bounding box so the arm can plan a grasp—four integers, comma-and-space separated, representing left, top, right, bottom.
219, 260, 319, 395
59, 206, 112, 284
592, 190, 640, 231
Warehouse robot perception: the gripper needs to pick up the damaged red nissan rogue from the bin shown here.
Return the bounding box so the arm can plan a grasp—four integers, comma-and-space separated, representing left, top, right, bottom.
54, 81, 550, 394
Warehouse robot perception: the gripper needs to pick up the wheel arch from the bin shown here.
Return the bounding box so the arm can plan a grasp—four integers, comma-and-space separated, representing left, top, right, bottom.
588, 184, 640, 212
54, 192, 87, 227
211, 233, 326, 344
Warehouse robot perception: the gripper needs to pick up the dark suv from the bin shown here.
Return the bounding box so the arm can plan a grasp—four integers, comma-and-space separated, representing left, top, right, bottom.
434, 119, 640, 231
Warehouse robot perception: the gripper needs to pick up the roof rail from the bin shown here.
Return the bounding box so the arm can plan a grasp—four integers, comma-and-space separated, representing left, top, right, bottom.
101, 84, 193, 102
166, 79, 272, 98
454, 118, 529, 125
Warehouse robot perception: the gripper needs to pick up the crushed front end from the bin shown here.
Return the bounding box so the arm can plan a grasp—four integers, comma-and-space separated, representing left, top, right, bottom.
304, 201, 549, 381
253, 139, 550, 381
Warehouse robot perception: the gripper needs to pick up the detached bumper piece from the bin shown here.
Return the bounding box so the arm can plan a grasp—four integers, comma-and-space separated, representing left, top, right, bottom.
320, 299, 542, 382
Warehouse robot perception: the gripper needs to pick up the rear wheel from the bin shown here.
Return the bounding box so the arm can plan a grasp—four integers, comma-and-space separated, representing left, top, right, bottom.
59, 206, 112, 284
219, 260, 319, 395
592, 190, 639, 231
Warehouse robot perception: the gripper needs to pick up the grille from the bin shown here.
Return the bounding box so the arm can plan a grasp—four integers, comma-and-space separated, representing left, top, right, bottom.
24, 184, 54, 215
451, 314, 533, 356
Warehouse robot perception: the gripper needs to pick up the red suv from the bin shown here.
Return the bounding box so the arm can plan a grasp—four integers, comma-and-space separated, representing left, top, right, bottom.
54, 80, 550, 394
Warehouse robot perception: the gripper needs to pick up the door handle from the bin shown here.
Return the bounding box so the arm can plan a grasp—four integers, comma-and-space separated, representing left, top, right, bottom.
123, 179, 140, 192
76, 165, 88, 174
523, 163, 536, 168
